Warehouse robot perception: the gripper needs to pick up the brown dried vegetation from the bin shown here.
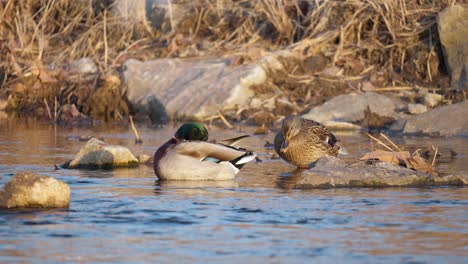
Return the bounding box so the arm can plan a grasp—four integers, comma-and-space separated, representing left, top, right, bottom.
361, 133, 437, 175
0, 0, 455, 122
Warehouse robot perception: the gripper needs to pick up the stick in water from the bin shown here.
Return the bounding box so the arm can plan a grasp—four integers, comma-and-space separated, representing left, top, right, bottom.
129, 116, 143, 144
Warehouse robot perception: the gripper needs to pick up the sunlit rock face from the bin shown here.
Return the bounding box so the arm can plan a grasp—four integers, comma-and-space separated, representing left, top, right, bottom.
390, 100, 468, 137
0, 172, 70, 208
302, 92, 400, 123
438, 5, 468, 90
294, 156, 467, 189
122, 58, 265, 123
65, 138, 139, 169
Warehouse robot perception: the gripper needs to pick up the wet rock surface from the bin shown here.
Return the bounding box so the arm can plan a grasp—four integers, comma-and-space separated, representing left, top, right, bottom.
65, 138, 139, 169
294, 156, 467, 189
137, 154, 153, 165
0, 172, 70, 208
122, 58, 270, 122
407, 103, 427, 115
391, 100, 468, 136
438, 5, 468, 89
302, 92, 400, 123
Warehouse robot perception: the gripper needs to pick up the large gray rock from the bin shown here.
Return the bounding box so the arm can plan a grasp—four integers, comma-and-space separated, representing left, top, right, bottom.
122, 58, 270, 121
0, 172, 70, 208
113, 0, 147, 24
391, 100, 468, 136
65, 138, 139, 169
438, 5, 468, 89
113, 0, 186, 32
294, 156, 467, 189
302, 92, 399, 123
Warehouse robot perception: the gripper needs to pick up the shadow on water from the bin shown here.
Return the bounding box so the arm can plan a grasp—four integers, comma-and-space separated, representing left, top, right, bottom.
275, 168, 306, 190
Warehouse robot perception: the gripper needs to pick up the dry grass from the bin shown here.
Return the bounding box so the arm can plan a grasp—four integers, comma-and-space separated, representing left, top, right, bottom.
0, 0, 455, 121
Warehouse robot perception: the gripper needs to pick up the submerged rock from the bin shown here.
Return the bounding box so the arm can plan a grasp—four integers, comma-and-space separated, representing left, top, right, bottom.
65, 138, 139, 169
0, 172, 70, 208
137, 154, 153, 165
294, 156, 467, 189
302, 92, 400, 123
122, 57, 272, 122
438, 5, 468, 89
390, 100, 468, 137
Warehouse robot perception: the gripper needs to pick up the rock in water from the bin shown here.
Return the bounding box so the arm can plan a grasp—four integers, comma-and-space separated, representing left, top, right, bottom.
0, 172, 70, 208
294, 156, 467, 189
137, 154, 153, 165
65, 138, 139, 169
438, 5, 468, 89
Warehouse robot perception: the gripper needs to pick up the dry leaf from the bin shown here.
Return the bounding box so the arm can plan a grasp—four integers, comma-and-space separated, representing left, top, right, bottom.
361, 81, 376, 91
406, 155, 434, 175
360, 150, 410, 166
39, 68, 58, 83
361, 150, 436, 175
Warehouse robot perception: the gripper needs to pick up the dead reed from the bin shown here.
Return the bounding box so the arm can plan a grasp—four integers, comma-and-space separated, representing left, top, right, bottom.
0, 0, 454, 120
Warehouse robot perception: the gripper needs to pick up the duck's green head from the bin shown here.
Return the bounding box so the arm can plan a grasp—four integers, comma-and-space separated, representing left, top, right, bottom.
174, 122, 208, 141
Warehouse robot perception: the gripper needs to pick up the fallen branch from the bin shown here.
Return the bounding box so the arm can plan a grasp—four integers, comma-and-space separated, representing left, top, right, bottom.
217, 111, 233, 129
129, 116, 143, 144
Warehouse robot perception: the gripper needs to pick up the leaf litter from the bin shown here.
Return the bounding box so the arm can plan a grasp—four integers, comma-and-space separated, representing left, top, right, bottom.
360, 133, 437, 175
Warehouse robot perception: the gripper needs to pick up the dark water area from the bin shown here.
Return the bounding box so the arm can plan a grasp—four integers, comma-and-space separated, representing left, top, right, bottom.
0, 119, 467, 263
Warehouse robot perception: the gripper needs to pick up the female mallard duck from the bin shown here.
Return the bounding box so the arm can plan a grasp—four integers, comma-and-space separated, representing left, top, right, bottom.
274, 116, 340, 168
154, 122, 256, 180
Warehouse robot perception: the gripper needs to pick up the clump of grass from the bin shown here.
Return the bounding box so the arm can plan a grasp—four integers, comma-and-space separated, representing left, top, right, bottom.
0, 0, 455, 122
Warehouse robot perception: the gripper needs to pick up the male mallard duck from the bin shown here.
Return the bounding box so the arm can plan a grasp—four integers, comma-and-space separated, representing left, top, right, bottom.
274, 116, 340, 168
154, 122, 256, 180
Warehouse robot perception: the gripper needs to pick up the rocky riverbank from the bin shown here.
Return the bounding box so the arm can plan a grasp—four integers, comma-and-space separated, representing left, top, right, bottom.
0, 1, 466, 135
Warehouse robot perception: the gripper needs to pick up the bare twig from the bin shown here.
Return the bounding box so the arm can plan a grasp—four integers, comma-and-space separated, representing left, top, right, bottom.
379, 133, 402, 152
129, 116, 143, 144
217, 111, 233, 129
54, 96, 58, 124
367, 133, 394, 152
103, 9, 108, 71
431, 145, 438, 166
46, 159, 59, 170
43, 98, 52, 120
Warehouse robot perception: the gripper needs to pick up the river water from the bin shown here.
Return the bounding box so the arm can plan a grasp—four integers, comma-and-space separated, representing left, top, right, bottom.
0, 119, 466, 263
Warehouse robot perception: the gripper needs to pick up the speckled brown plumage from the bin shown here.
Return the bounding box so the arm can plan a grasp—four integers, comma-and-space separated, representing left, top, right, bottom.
274, 117, 340, 168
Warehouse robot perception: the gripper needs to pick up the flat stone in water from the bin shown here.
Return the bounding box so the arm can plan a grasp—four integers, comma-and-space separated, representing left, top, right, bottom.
65, 138, 139, 169
294, 156, 467, 189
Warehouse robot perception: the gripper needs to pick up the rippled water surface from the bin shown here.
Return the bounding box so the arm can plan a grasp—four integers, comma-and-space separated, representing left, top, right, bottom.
0, 119, 467, 263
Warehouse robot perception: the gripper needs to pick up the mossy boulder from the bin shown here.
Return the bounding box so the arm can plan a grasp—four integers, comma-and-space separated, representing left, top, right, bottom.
0, 172, 70, 208
64, 138, 139, 169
